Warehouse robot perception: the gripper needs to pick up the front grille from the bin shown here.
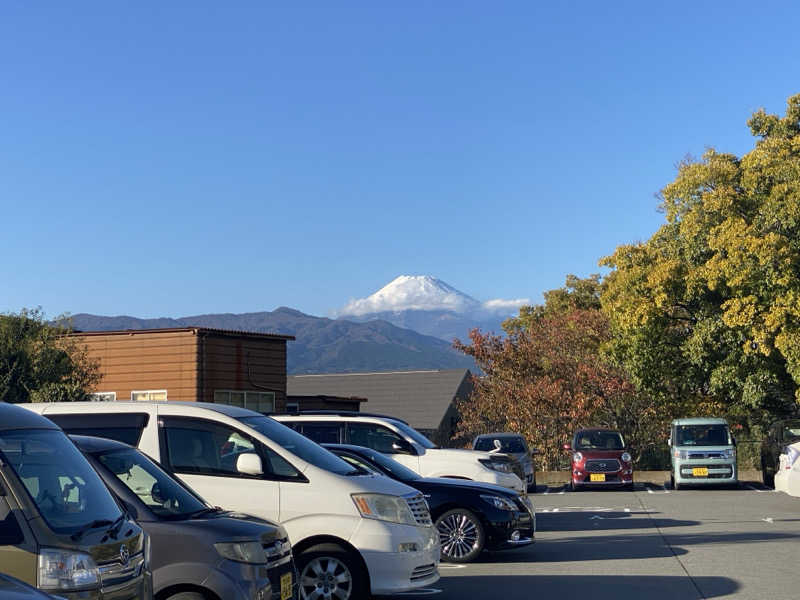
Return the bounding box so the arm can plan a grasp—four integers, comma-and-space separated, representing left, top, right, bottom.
98, 553, 144, 589
406, 493, 433, 527
263, 537, 293, 569
688, 452, 726, 459
410, 564, 437, 581
585, 459, 621, 473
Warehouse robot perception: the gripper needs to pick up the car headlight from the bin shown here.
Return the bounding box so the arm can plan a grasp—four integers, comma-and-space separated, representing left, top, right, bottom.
38, 548, 100, 591
214, 541, 268, 564
573, 452, 583, 463
352, 493, 417, 526
479, 458, 512, 473
621, 452, 632, 463
673, 449, 688, 459
722, 448, 736, 459
480, 494, 518, 511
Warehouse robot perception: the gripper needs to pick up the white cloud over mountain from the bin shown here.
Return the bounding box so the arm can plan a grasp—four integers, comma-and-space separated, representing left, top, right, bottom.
338, 275, 530, 317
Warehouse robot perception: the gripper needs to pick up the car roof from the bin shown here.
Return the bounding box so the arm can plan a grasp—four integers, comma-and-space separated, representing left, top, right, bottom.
0, 402, 61, 432
28, 400, 262, 419
474, 432, 524, 439
322, 443, 372, 454
671, 418, 728, 425
69, 434, 132, 453
574, 428, 622, 435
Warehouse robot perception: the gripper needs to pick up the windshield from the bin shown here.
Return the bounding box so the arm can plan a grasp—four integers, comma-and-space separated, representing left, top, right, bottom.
676, 424, 731, 446
575, 431, 625, 450
0, 429, 123, 535
475, 437, 527, 453
238, 416, 358, 476
97, 447, 208, 519
392, 421, 437, 449
782, 421, 800, 442
341, 447, 421, 483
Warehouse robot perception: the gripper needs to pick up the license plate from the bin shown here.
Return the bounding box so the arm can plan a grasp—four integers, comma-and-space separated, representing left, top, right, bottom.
281, 572, 293, 600
590, 473, 606, 482
692, 467, 709, 477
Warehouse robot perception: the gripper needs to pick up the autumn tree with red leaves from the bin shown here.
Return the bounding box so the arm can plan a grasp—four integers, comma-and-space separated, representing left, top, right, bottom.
453, 276, 665, 470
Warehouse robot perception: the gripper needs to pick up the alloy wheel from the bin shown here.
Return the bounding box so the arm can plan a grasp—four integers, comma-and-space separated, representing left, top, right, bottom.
299, 556, 353, 600
437, 511, 480, 560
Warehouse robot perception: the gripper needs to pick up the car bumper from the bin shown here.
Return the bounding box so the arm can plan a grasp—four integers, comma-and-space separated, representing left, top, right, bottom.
572, 470, 633, 487
350, 520, 440, 595
484, 509, 535, 551
674, 461, 737, 485
199, 560, 277, 600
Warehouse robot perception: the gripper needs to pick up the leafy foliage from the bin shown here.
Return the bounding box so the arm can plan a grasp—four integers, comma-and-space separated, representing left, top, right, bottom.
601, 95, 800, 434
454, 277, 661, 469
0, 309, 99, 403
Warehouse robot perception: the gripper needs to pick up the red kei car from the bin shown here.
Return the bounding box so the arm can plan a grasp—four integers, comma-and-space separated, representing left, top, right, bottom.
563, 428, 633, 490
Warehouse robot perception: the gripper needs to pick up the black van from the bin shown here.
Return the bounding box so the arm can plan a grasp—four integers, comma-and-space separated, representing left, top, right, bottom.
0, 402, 151, 599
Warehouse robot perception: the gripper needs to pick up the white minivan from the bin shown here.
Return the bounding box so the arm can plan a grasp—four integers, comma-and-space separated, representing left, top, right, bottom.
24, 402, 440, 600
275, 413, 525, 493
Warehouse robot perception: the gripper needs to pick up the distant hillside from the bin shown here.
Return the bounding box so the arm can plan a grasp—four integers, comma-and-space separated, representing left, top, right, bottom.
68, 308, 475, 374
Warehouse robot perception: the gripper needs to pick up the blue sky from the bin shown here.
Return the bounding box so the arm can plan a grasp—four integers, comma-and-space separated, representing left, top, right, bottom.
2, 2, 799, 319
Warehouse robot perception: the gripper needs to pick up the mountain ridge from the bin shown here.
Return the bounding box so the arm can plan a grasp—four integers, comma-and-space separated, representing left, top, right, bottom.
68, 309, 475, 374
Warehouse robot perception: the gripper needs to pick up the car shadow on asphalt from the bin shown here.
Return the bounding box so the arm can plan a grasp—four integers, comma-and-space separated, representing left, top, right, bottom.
535, 510, 700, 532
397, 574, 740, 600
481, 529, 800, 563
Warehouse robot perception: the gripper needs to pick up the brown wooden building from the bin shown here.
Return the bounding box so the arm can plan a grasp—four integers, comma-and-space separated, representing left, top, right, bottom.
72, 327, 295, 412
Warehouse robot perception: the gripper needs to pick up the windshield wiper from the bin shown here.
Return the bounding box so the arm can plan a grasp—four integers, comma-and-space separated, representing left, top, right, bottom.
71, 519, 114, 541
188, 506, 223, 519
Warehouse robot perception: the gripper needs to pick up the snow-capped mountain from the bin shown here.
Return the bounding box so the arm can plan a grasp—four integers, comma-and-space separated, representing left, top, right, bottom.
337, 276, 530, 341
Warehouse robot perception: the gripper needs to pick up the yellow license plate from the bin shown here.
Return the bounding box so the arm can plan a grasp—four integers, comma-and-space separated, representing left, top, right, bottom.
590, 473, 606, 482
281, 572, 293, 600
692, 467, 709, 477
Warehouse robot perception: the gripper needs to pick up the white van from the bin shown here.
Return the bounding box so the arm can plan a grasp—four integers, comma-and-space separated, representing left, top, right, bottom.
275, 413, 525, 493
24, 402, 440, 600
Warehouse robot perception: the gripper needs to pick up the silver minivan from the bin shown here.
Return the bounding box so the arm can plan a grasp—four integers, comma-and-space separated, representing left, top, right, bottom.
669, 418, 738, 489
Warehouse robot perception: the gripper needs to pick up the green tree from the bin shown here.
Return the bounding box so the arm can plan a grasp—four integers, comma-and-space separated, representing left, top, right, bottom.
0, 308, 99, 403
601, 94, 800, 434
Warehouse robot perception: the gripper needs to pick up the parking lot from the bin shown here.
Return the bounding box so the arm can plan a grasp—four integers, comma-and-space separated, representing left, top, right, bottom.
396, 481, 800, 600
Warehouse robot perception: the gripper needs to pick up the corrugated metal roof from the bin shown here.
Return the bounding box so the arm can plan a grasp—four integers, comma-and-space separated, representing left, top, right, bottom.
287, 369, 471, 430
68, 327, 295, 341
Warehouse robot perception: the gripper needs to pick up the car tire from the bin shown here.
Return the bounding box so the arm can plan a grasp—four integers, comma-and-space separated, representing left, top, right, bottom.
671, 472, 683, 490
297, 543, 368, 600
436, 508, 485, 563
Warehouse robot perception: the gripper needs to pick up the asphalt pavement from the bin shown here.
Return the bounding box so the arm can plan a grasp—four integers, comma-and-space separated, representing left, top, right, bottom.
393, 481, 800, 600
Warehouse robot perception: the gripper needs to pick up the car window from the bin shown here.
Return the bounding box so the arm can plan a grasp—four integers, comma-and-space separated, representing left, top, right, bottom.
0, 502, 24, 545
675, 425, 730, 446
162, 417, 301, 480
96, 448, 208, 519
0, 429, 123, 535
46, 413, 150, 447
475, 437, 526, 453
782, 422, 800, 441
301, 423, 342, 444
337, 453, 380, 475
574, 431, 625, 450
346, 422, 405, 454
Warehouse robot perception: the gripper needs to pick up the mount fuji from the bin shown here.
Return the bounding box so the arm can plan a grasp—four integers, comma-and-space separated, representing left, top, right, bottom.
337, 276, 529, 341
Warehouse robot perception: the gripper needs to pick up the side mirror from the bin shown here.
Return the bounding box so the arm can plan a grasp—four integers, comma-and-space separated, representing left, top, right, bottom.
236, 452, 264, 476
667, 437, 672, 446
391, 440, 414, 455
562, 443, 571, 451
